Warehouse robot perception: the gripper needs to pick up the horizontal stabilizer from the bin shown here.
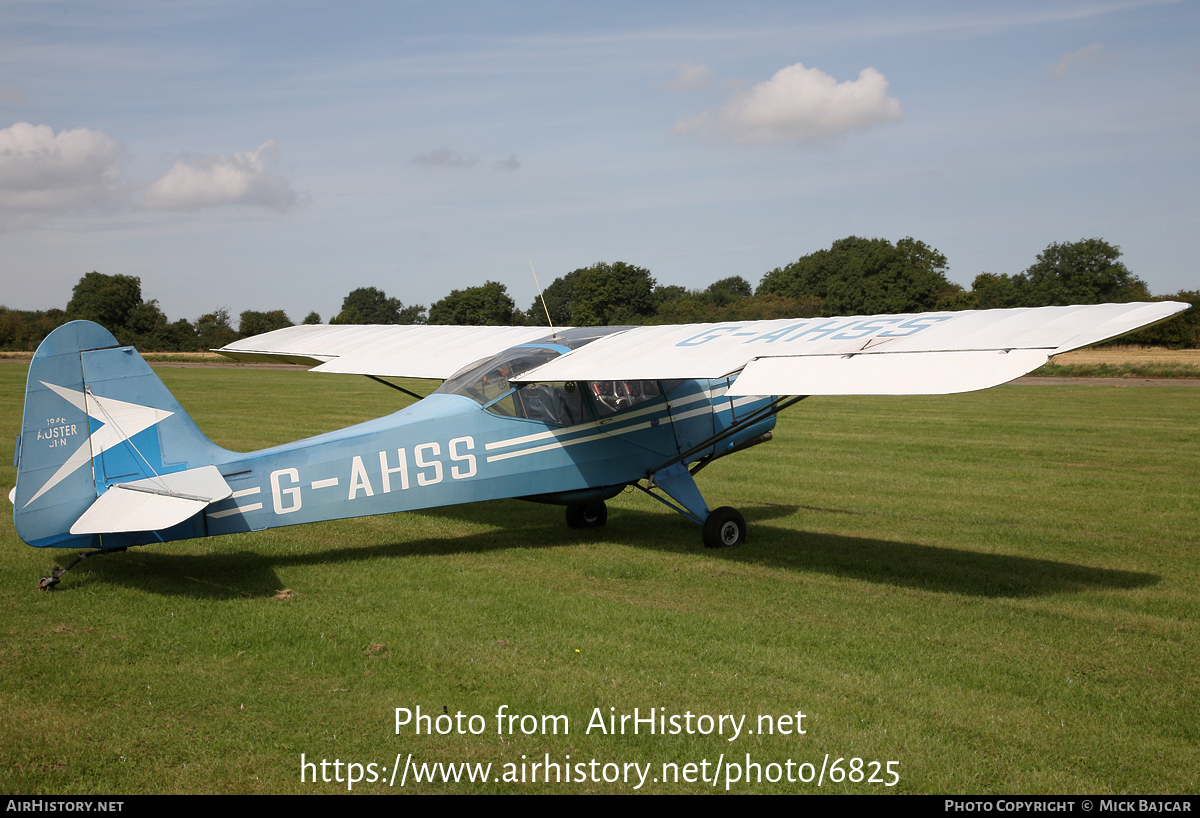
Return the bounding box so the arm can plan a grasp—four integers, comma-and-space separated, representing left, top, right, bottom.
70, 466, 232, 535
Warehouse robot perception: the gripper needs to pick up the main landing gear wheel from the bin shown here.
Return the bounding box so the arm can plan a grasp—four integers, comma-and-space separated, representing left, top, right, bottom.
703, 507, 746, 549
566, 501, 608, 529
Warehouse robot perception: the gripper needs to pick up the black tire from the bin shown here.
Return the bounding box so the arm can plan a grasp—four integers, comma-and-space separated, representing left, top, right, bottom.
703, 507, 746, 548
566, 501, 608, 529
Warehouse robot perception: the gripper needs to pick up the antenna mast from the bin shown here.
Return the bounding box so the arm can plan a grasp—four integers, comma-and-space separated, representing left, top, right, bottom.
530, 261, 558, 340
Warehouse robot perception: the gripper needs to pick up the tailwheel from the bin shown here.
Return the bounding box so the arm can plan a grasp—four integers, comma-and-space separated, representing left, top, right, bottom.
36, 547, 125, 590
566, 501, 608, 529
38, 568, 66, 591
703, 507, 746, 549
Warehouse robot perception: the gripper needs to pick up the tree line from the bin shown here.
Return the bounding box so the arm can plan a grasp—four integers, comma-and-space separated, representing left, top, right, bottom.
2, 237, 1195, 351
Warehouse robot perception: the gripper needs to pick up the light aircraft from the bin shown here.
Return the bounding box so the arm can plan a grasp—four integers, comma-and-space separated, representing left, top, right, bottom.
10, 301, 1187, 589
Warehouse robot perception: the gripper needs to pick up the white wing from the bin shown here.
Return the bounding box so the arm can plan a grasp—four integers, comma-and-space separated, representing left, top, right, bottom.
217, 302, 1187, 396
216, 324, 558, 379
517, 302, 1189, 396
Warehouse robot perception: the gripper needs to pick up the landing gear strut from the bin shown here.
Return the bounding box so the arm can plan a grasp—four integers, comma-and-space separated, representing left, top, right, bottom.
635, 463, 750, 549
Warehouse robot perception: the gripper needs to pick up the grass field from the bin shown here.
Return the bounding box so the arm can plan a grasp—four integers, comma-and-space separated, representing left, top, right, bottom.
1036, 347, 1200, 379
0, 362, 1196, 794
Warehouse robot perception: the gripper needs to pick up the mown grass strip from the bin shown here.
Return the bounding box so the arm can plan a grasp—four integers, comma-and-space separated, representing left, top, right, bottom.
0, 365, 1196, 794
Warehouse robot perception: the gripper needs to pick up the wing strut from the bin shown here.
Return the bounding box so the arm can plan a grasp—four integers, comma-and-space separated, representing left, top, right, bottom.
650, 394, 807, 478
364, 375, 427, 401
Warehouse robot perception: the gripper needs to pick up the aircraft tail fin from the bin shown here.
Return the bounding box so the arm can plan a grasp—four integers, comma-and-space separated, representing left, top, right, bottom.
13, 321, 233, 549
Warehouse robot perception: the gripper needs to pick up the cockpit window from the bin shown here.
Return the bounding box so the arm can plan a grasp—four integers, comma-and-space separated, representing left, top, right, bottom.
589, 380, 662, 417
435, 345, 589, 426
528, 326, 632, 350
435, 347, 561, 406
436, 330, 654, 426
515, 381, 588, 425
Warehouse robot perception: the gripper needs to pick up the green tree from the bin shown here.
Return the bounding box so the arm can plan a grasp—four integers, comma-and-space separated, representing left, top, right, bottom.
149, 318, 201, 352
705, 276, 753, 306
758, 237, 959, 316
724, 293, 824, 321
66, 271, 144, 331
639, 276, 760, 324
531, 271, 581, 327
119, 299, 181, 349
330, 286, 425, 325
934, 289, 978, 311
529, 262, 656, 326
1110, 291, 1200, 349
644, 293, 823, 325
1017, 239, 1149, 306
970, 272, 1022, 310
195, 309, 238, 349
302, 311, 321, 325
652, 284, 689, 308
125, 300, 168, 336
429, 281, 519, 326
239, 310, 293, 338
0, 307, 68, 350
970, 239, 1150, 309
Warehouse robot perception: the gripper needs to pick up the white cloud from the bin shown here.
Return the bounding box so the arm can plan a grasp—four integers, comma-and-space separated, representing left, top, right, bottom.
1052, 44, 1107, 76
494, 154, 521, 171
411, 148, 478, 168
0, 122, 128, 211
660, 62, 714, 91
675, 63, 902, 145
142, 140, 299, 212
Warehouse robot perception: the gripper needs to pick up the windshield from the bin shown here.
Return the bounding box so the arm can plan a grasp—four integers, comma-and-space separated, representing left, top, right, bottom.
530, 326, 631, 350
434, 327, 639, 425
435, 347, 561, 406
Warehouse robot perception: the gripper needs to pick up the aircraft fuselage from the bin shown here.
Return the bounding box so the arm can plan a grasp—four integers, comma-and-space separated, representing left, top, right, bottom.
180, 381, 774, 540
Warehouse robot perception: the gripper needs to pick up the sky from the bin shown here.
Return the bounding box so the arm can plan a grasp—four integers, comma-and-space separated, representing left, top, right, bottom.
1, 0, 1197, 323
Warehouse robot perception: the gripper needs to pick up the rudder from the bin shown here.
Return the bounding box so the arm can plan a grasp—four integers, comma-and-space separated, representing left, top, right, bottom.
14, 321, 232, 548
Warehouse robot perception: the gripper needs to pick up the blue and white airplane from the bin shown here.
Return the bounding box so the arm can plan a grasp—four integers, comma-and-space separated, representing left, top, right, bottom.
11, 301, 1187, 588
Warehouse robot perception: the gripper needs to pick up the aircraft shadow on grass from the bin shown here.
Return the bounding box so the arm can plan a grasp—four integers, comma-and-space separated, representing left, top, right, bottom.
59, 500, 1158, 601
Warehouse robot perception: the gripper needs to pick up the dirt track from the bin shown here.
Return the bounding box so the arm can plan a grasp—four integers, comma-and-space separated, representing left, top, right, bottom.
1011, 376, 1200, 387
1051, 346, 1200, 367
